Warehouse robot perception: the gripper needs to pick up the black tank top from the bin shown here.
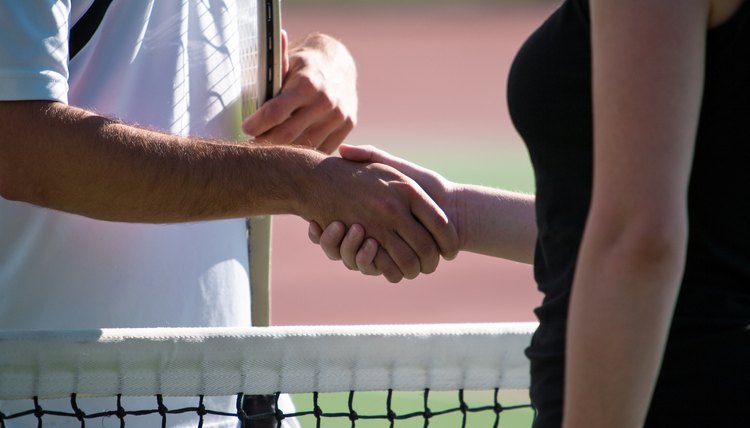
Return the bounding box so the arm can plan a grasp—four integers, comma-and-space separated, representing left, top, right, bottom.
507, 0, 750, 425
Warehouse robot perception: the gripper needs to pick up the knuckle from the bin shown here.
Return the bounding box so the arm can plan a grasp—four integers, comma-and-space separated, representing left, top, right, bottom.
295, 75, 320, 98
415, 239, 439, 261
419, 248, 440, 274
392, 181, 419, 200
319, 234, 337, 250
355, 254, 373, 269
375, 253, 402, 283
329, 107, 346, 124
399, 254, 420, 280
405, 183, 423, 198
378, 199, 403, 218
316, 92, 336, 112
344, 116, 356, 131
341, 241, 358, 255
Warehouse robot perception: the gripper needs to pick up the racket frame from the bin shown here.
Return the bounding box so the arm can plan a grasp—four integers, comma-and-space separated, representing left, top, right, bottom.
248, 0, 282, 328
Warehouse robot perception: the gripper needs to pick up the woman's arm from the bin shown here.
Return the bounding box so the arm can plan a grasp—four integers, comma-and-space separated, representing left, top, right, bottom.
453, 183, 536, 263
563, 1, 709, 426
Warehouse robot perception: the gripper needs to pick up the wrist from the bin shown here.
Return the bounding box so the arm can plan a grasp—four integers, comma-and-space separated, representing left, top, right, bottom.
446, 182, 469, 253
248, 145, 328, 218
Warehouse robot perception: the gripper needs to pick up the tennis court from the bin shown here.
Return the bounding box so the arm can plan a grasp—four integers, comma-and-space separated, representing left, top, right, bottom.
272, 1, 553, 327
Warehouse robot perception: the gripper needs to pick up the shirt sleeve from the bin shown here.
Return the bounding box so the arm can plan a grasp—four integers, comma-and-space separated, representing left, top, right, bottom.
0, 0, 71, 104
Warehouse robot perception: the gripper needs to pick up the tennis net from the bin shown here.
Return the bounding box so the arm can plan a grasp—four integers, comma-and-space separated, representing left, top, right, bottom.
0, 323, 536, 427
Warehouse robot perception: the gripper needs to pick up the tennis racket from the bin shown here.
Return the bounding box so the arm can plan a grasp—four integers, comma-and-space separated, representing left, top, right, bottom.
239, 0, 283, 328
239, 0, 282, 118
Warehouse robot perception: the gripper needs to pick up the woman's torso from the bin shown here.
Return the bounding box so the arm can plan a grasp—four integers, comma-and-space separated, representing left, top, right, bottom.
507, 0, 750, 425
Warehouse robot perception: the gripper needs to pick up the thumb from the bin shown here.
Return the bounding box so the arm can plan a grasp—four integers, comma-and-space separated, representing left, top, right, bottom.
340, 145, 434, 185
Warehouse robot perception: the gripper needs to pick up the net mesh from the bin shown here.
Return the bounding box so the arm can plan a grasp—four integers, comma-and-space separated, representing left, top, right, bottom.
0, 390, 535, 427
0, 323, 537, 427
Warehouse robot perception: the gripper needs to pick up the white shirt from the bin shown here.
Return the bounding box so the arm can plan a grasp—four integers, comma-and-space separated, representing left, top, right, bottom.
0, 1, 298, 426
0, 0, 251, 330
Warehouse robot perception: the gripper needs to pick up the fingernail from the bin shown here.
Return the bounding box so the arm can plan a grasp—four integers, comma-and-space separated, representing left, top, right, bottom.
347, 224, 363, 237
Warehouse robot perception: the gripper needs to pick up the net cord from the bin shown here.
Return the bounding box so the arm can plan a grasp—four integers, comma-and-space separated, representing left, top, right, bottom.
0, 323, 536, 400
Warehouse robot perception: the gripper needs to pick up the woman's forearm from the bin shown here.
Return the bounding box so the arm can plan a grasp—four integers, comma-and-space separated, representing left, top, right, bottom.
563, 213, 687, 428
454, 183, 536, 264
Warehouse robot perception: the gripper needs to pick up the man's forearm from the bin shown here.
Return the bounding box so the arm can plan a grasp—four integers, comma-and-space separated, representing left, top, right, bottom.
0, 101, 322, 222
1, 100, 461, 275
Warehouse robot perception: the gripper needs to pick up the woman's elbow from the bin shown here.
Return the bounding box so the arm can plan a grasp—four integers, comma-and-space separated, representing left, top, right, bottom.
589, 211, 689, 275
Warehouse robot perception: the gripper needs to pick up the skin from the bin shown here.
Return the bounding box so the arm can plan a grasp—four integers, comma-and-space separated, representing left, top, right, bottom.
314, 0, 745, 424
0, 33, 459, 281
244, 33, 358, 154
564, 1, 737, 426
309, 144, 536, 278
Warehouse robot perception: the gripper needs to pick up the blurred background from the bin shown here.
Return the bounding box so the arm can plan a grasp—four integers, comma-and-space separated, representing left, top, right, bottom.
271, 0, 558, 326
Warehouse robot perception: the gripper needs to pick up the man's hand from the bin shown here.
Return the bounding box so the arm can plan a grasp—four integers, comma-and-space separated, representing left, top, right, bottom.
308, 145, 463, 281
243, 32, 357, 154
302, 149, 459, 283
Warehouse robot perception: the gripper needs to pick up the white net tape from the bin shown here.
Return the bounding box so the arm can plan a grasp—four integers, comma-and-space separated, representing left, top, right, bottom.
0, 323, 536, 400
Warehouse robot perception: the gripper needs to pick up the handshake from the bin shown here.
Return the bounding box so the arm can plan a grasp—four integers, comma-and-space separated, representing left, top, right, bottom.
305, 144, 462, 283
303, 144, 536, 283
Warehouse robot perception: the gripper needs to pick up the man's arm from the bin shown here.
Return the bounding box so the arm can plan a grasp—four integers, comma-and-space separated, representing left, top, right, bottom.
0, 101, 305, 222
0, 101, 457, 278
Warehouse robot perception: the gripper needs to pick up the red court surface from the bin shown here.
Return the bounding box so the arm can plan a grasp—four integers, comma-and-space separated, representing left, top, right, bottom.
271, 3, 557, 326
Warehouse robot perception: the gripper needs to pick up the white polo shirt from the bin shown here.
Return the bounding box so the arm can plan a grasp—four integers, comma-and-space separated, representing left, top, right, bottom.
0, 1, 294, 426
0, 0, 251, 330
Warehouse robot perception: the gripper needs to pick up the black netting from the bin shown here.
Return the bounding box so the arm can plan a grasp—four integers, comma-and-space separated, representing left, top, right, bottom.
0, 389, 536, 427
